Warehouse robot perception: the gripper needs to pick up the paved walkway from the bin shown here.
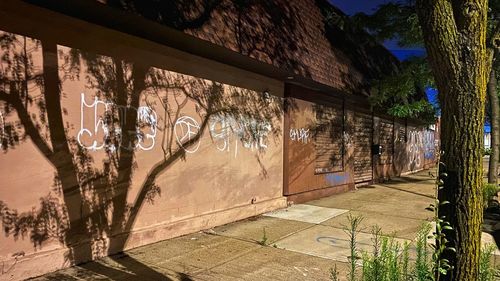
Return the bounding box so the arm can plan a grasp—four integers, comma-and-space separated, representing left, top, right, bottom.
31, 170, 499, 281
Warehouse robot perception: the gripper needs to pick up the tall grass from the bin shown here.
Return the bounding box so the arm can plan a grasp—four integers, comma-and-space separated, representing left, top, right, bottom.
332, 216, 498, 281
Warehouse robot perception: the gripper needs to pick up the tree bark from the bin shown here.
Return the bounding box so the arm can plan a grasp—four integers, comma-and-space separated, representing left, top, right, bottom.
416, 0, 488, 280
488, 68, 499, 183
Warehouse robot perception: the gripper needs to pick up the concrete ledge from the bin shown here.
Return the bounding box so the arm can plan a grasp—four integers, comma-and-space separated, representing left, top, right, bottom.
1, 197, 287, 281
286, 184, 353, 204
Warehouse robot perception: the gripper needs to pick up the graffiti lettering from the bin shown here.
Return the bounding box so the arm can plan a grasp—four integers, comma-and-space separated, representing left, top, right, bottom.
174, 116, 201, 154
77, 93, 157, 151
423, 130, 435, 160
289, 128, 310, 144
0, 111, 4, 149
407, 130, 423, 170
343, 131, 353, 147
209, 114, 271, 157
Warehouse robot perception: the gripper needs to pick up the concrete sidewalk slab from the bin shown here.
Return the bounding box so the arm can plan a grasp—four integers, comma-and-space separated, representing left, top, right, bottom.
193, 246, 349, 281
273, 224, 411, 263
213, 216, 314, 244
321, 210, 430, 240
31, 230, 350, 281
263, 204, 348, 224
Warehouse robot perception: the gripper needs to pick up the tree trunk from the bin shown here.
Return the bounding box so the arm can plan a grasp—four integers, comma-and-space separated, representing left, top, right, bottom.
488, 68, 499, 183
416, 1, 488, 280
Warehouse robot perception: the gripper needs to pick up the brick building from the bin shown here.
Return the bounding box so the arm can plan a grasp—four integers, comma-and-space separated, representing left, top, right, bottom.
0, 0, 437, 279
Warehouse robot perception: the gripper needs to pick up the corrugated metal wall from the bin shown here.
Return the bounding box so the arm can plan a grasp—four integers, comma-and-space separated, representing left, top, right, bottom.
285, 85, 438, 200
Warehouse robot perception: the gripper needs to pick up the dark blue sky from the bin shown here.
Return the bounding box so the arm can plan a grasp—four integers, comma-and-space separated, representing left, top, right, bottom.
329, 0, 426, 61
329, 0, 383, 15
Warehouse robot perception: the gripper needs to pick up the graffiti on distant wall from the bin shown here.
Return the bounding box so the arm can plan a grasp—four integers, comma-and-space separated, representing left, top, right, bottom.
407, 130, 423, 170
77, 93, 158, 152
423, 130, 435, 160
289, 128, 310, 144
343, 131, 353, 148
325, 172, 349, 186
0, 111, 4, 149
209, 114, 271, 157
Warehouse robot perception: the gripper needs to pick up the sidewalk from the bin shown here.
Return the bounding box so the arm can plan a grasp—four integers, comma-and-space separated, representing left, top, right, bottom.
31, 170, 498, 281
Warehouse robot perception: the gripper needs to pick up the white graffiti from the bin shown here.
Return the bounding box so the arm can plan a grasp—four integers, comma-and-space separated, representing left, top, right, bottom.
289, 128, 310, 144
0, 111, 4, 149
209, 114, 271, 157
343, 131, 353, 147
174, 116, 201, 154
407, 130, 423, 170
423, 130, 435, 160
77, 93, 157, 151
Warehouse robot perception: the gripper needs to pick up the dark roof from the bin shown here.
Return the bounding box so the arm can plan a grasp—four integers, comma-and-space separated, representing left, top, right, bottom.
98, 0, 399, 95
28, 0, 399, 97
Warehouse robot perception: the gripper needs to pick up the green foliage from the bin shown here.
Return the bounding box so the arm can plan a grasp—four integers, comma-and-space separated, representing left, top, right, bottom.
387, 100, 436, 123
259, 227, 268, 246
345, 214, 364, 281
360, 228, 409, 281
479, 244, 497, 281
483, 183, 500, 208
331, 222, 498, 281
331, 161, 497, 281
351, 2, 422, 48
483, 148, 493, 156
369, 57, 436, 123
414, 223, 432, 280
352, 2, 437, 122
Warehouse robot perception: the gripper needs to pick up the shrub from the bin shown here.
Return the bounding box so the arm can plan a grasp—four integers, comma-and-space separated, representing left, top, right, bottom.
483, 183, 500, 208
332, 220, 498, 281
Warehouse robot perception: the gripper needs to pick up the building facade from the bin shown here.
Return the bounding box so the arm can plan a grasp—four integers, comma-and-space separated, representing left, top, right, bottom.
0, 1, 437, 279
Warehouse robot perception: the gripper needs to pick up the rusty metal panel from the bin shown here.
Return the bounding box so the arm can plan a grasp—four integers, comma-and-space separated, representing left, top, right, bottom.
353, 111, 372, 183
314, 104, 343, 173
379, 118, 394, 165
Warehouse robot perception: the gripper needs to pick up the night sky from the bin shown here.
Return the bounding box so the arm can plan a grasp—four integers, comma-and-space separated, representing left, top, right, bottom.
329, 0, 426, 61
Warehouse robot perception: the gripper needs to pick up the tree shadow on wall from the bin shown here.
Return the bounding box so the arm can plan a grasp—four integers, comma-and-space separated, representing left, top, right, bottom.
0, 30, 283, 279
105, 0, 311, 79
311, 103, 345, 174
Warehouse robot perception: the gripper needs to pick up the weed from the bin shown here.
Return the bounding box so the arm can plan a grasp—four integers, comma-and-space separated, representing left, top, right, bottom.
259, 227, 268, 246
345, 214, 364, 281
479, 244, 497, 281
483, 183, 500, 208
330, 264, 340, 281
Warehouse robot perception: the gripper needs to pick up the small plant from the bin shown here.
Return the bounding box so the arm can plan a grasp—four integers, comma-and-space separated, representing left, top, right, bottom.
360, 227, 410, 281
401, 241, 410, 280
414, 223, 432, 280
328, 154, 498, 280
330, 264, 340, 281
259, 227, 268, 246
483, 183, 500, 208
483, 147, 492, 156
345, 214, 364, 281
479, 244, 497, 281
